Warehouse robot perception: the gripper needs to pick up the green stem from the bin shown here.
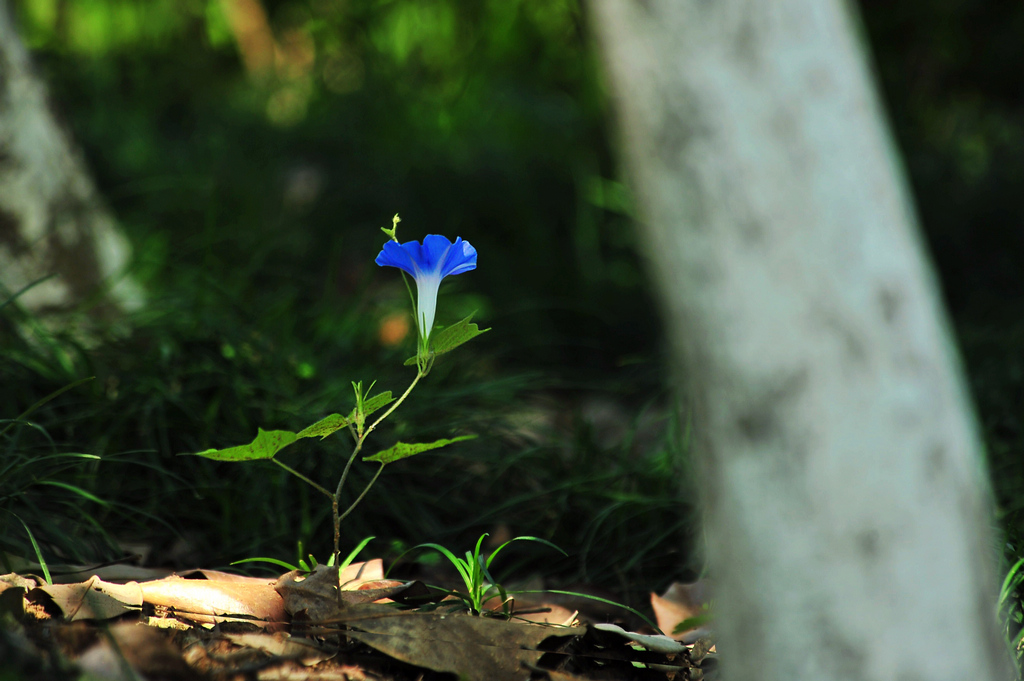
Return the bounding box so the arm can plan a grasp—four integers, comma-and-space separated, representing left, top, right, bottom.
337, 464, 385, 526
331, 369, 425, 560
332, 442, 363, 560
272, 459, 333, 500
366, 369, 424, 437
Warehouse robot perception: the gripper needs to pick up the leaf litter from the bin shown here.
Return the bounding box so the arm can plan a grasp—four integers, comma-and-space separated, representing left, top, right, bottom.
0, 559, 718, 680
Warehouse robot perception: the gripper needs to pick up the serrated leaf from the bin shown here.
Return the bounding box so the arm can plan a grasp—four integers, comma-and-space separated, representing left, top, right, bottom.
430, 313, 490, 356
296, 413, 351, 440
363, 435, 476, 465
189, 428, 298, 461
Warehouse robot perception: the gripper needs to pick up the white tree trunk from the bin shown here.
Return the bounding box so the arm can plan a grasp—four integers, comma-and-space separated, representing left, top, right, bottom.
589, 1, 1010, 679
0, 1, 142, 318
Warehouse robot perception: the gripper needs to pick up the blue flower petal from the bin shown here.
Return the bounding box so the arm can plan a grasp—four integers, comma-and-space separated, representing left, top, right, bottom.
375, 234, 478, 342
438, 237, 477, 278
419, 234, 454, 273
375, 240, 418, 276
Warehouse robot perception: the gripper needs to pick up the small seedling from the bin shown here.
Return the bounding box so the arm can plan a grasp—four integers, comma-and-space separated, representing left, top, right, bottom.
392, 533, 565, 615
233, 536, 375, 574
391, 533, 665, 631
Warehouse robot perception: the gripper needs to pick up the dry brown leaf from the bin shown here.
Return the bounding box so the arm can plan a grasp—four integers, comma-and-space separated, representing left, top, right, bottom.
482, 591, 579, 626
541, 672, 591, 681
224, 632, 335, 665
76, 622, 192, 681
651, 580, 713, 641
0, 573, 37, 592
338, 605, 582, 681
257, 665, 370, 681
0, 573, 35, 619
338, 558, 384, 588
177, 568, 270, 582
29, 576, 143, 621
275, 564, 416, 621
139, 573, 286, 626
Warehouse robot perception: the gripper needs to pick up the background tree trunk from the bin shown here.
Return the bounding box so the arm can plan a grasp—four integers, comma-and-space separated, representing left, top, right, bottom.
589, 1, 1011, 679
0, 0, 141, 319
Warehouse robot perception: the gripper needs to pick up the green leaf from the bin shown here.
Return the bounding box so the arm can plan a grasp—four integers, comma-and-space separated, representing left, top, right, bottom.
672, 612, 715, 634
430, 313, 490, 356
402, 313, 490, 365
188, 428, 299, 461
361, 391, 394, 418
296, 413, 351, 440
363, 435, 476, 465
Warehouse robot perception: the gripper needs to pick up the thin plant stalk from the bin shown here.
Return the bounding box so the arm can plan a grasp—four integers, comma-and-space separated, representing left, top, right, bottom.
273, 459, 333, 499
332, 368, 425, 560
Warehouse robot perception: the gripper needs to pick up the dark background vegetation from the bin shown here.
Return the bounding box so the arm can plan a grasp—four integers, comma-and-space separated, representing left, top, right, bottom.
2, 0, 1023, 617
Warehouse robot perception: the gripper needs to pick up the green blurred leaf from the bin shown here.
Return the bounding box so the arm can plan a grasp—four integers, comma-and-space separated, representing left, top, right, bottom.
297, 413, 351, 440
363, 435, 476, 465
188, 428, 298, 461
36, 481, 109, 506
673, 612, 715, 635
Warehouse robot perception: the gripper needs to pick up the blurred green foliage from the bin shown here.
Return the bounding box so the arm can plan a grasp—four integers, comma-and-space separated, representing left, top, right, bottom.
4, 0, 1024, 615
1, 0, 685, 606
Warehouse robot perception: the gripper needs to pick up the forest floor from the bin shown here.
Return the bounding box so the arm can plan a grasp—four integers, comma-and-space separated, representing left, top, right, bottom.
0, 559, 716, 681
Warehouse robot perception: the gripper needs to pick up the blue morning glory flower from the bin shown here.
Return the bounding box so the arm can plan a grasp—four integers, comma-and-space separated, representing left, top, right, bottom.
375, 235, 478, 342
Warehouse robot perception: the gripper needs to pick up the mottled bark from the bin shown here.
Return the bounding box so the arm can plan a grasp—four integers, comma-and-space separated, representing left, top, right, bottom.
589, 1, 1010, 679
0, 1, 141, 318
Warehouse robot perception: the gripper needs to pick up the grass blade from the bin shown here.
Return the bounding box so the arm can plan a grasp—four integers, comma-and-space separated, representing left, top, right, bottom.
514, 589, 663, 634
35, 480, 109, 506
14, 515, 51, 584
487, 535, 566, 570
231, 557, 299, 572
0, 377, 95, 438
338, 536, 375, 571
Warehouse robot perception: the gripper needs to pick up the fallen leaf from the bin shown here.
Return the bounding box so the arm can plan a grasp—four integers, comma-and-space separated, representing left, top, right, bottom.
592, 622, 687, 654
481, 593, 578, 626
0, 573, 32, 619
276, 562, 415, 621
224, 632, 335, 665
651, 579, 713, 642
139, 573, 285, 626
29, 576, 143, 621
76, 622, 191, 681
339, 558, 385, 587
339, 605, 582, 681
